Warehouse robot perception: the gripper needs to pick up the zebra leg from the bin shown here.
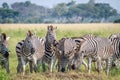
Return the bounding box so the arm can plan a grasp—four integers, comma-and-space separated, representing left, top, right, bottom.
57, 62, 61, 72
97, 57, 102, 74
17, 57, 22, 73
21, 57, 27, 75
79, 52, 84, 71
50, 58, 54, 72
4, 58, 10, 73
68, 64, 71, 71
52, 57, 56, 71
82, 60, 88, 70
29, 61, 33, 73
33, 60, 38, 73
106, 58, 111, 75
94, 61, 98, 70
88, 57, 92, 73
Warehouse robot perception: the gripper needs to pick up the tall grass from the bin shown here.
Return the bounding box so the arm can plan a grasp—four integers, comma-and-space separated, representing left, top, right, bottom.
0, 24, 120, 80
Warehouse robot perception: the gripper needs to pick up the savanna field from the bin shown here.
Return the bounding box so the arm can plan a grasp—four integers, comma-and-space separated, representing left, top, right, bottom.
0, 23, 120, 80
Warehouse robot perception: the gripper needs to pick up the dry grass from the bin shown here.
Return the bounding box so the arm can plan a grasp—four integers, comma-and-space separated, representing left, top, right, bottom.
0, 23, 120, 31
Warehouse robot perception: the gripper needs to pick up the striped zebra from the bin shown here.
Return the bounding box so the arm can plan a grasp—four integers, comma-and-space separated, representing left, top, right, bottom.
71, 34, 96, 70
16, 31, 45, 74
77, 36, 113, 75
42, 25, 58, 72
0, 33, 10, 73
56, 34, 96, 72
108, 33, 120, 67
56, 38, 77, 72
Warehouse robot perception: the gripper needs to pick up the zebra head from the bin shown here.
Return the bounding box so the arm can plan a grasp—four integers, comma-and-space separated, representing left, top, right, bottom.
57, 38, 76, 72
46, 25, 57, 46
22, 31, 35, 59
109, 33, 120, 41
0, 33, 10, 73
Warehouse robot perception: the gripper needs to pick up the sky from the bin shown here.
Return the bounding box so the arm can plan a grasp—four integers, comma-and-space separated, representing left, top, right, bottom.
0, 0, 120, 12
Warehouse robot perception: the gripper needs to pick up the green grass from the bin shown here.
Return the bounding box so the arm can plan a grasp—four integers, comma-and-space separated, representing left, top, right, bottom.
0, 24, 120, 80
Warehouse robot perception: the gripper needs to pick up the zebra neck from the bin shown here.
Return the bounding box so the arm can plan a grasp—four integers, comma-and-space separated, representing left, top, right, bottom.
113, 40, 120, 59
45, 41, 53, 53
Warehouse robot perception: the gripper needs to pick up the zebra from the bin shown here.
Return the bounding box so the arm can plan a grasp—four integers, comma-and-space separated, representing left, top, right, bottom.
108, 33, 120, 67
68, 36, 87, 70
71, 34, 97, 70
16, 30, 45, 74
42, 25, 58, 72
0, 33, 10, 73
77, 36, 113, 75
56, 34, 96, 72
56, 38, 77, 72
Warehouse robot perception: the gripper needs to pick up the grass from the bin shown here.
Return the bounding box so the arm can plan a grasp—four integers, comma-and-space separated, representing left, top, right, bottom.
0, 23, 120, 80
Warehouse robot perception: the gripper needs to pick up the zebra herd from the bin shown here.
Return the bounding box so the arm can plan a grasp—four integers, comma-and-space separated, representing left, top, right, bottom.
0, 25, 120, 76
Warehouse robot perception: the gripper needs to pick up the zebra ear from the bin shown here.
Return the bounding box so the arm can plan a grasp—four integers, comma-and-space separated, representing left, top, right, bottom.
27, 30, 33, 37
0, 33, 7, 42
47, 25, 50, 30
54, 26, 57, 30
6, 37, 10, 41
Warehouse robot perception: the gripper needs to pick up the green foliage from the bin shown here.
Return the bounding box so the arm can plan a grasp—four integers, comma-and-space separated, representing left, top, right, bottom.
0, 71, 10, 80
110, 67, 120, 76
2, 2, 9, 9
11, 1, 51, 23
114, 19, 120, 23
0, 8, 19, 23
52, 3, 68, 17
0, 1, 119, 23
24, 1, 31, 7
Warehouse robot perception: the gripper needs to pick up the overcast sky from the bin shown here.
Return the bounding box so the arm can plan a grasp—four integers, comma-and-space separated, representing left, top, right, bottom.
0, 0, 120, 12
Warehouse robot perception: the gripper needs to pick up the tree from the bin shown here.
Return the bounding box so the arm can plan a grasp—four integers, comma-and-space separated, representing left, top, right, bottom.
52, 3, 68, 17
24, 1, 31, 7
88, 0, 95, 4
88, 0, 95, 8
2, 2, 9, 9
0, 8, 19, 23
67, 0, 76, 7
114, 19, 120, 23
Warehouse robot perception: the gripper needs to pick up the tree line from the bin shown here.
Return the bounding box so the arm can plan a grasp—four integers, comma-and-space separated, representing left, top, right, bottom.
0, 0, 120, 23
